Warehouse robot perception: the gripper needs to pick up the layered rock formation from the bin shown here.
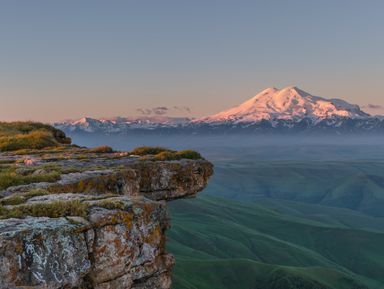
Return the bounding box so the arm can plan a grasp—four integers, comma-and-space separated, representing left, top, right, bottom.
0, 147, 213, 288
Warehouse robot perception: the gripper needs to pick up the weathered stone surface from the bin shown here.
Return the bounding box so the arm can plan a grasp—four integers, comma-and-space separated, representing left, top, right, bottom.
131, 272, 173, 289
133, 160, 213, 200
0, 217, 90, 288
1, 160, 213, 201
0, 196, 175, 289
95, 274, 133, 289
0, 149, 213, 289
86, 198, 169, 285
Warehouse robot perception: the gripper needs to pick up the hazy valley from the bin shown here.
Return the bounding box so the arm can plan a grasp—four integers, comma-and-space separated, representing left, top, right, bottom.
70, 133, 384, 289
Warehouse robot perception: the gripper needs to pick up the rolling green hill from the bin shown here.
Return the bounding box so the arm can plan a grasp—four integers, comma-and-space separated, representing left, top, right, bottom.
168, 196, 384, 289
73, 135, 384, 289
204, 159, 384, 217
165, 144, 384, 289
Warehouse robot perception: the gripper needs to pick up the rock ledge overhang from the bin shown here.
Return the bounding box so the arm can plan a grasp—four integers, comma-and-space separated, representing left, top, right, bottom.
0, 150, 213, 289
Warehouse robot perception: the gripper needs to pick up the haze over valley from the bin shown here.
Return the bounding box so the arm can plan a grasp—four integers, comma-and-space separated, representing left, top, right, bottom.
68, 131, 384, 289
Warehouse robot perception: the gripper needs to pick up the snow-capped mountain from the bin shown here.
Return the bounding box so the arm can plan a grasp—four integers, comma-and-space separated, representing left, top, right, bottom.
55, 116, 191, 133
196, 86, 369, 123
55, 87, 384, 135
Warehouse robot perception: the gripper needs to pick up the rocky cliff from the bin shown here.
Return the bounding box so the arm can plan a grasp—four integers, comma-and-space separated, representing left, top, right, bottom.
0, 146, 213, 289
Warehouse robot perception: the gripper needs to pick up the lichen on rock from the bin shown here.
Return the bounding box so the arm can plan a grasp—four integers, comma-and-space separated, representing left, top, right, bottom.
0, 141, 213, 289
0, 217, 91, 288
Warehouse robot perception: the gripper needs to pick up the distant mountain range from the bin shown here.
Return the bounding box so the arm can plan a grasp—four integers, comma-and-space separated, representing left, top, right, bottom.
55, 87, 384, 135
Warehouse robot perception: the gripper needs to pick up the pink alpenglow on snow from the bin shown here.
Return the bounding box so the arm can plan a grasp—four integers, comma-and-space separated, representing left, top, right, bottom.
196, 86, 370, 123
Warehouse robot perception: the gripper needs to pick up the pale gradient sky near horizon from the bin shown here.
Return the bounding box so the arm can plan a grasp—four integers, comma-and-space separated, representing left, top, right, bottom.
1, 0, 384, 122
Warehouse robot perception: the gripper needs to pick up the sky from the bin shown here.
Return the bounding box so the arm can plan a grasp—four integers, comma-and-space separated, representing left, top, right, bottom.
1, 0, 384, 122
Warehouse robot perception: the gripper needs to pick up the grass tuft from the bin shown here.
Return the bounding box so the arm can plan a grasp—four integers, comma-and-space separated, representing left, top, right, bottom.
88, 146, 114, 153
0, 200, 89, 219
130, 146, 203, 161
130, 146, 175, 156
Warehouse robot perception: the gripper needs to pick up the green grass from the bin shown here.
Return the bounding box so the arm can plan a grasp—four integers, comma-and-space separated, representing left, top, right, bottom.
0, 197, 132, 219
0, 122, 71, 151
0, 200, 89, 219
204, 159, 384, 217
167, 196, 384, 289
173, 259, 371, 289
164, 145, 384, 289
0, 166, 61, 190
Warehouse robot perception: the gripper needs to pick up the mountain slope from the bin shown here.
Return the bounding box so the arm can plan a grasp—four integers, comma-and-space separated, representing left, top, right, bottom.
205, 158, 384, 217
197, 86, 369, 123
166, 143, 384, 289
168, 196, 384, 289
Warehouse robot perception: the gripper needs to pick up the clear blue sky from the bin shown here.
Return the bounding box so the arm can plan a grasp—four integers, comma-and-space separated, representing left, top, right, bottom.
1, 0, 383, 121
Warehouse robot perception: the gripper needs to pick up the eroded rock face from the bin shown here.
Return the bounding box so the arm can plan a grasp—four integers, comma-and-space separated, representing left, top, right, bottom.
0, 195, 174, 289
0, 217, 90, 288
0, 160, 213, 201
0, 150, 213, 289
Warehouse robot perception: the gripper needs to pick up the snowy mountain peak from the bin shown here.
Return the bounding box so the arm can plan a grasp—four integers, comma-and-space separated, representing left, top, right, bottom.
73, 117, 94, 125
54, 86, 382, 135
198, 86, 369, 123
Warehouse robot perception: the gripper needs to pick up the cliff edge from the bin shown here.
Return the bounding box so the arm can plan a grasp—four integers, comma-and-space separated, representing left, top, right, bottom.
0, 125, 213, 289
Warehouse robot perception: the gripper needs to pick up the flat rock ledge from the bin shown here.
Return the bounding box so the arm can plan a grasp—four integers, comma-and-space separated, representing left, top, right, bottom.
0, 150, 213, 289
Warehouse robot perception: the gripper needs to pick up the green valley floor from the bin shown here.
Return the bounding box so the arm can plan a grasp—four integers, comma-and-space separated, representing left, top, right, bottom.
168, 196, 384, 289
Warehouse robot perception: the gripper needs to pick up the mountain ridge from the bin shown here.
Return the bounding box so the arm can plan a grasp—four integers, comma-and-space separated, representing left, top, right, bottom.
54, 87, 384, 135
196, 86, 369, 123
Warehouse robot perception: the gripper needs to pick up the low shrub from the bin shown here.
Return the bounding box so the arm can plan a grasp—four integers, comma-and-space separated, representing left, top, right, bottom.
176, 150, 203, 160
89, 146, 114, 153
154, 151, 178, 161
0, 131, 58, 152
130, 146, 175, 156
154, 149, 203, 161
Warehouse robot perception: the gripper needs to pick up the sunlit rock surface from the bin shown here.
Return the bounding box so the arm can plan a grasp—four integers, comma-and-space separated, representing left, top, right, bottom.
0, 147, 213, 288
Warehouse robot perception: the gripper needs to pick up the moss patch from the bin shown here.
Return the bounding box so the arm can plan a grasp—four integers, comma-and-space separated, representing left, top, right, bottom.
0, 197, 134, 219
0, 166, 61, 190
0, 200, 89, 219
96, 199, 127, 210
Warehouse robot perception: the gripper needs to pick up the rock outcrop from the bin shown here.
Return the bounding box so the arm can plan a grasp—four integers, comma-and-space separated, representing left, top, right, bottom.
0, 147, 213, 288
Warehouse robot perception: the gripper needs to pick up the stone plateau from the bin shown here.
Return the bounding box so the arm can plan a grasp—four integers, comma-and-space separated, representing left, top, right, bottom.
0, 148, 213, 288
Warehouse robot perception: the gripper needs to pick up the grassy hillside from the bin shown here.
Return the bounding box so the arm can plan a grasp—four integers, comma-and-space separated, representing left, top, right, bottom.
0, 122, 71, 151
168, 196, 384, 289
173, 259, 371, 289
204, 159, 384, 216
